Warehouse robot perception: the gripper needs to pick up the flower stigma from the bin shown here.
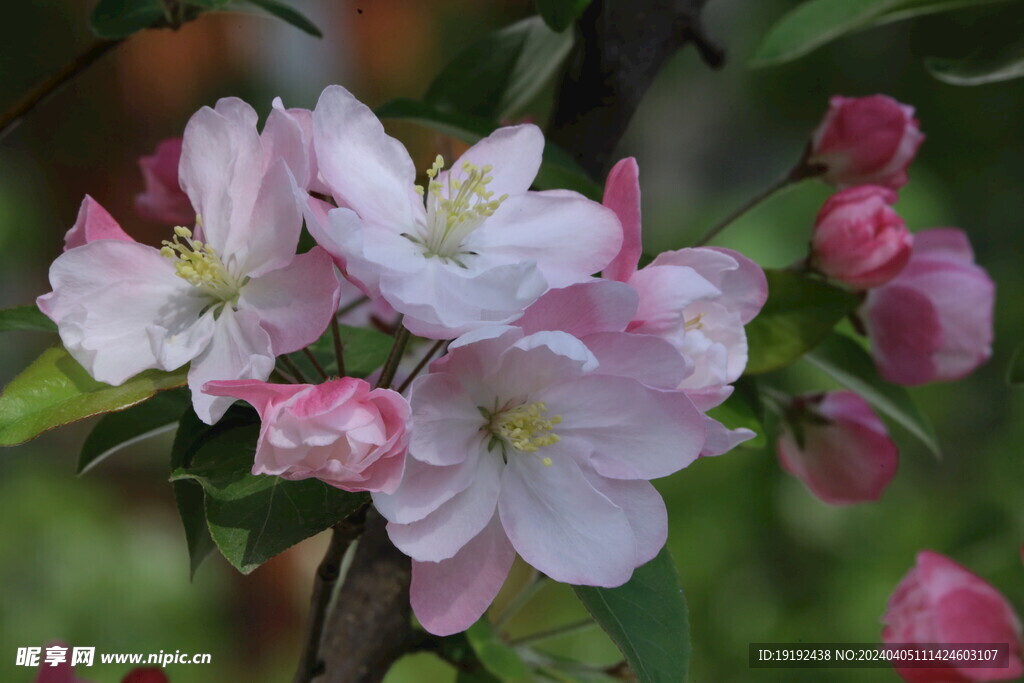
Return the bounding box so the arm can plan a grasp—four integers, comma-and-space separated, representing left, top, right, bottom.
406, 155, 509, 265
484, 401, 562, 466
160, 226, 243, 304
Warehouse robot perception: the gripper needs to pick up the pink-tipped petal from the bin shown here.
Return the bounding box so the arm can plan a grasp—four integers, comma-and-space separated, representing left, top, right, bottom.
202, 379, 307, 417
601, 157, 642, 283
64, 195, 134, 250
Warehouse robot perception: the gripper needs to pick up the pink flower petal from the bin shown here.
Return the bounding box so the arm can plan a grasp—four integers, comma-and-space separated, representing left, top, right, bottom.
514, 280, 638, 338
449, 124, 543, 199
601, 157, 642, 283
64, 195, 134, 251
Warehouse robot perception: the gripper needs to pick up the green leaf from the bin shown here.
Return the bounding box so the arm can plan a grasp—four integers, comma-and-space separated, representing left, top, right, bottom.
1008, 342, 1024, 385
574, 547, 689, 683
706, 377, 765, 450
744, 270, 859, 375
424, 16, 573, 121
302, 324, 394, 379
751, 0, 1018, 66
0, 347, 187, 446
536, 0, 593, 32
803, 333, 941, 457
465, 620, 531, 681
78, 389, 189, 474
375, 98, 601, 199
89, 0, 166, 39
240, 0, 322, 37
170, 408, 368, 574
0, 305, 57, 333
927, 34, 1024, 85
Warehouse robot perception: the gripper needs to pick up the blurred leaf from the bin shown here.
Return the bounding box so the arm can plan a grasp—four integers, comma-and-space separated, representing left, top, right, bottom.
375, 98, 601, 199
750, 0, 1017, 67
803, 333, 941, 457
425, 16, 573, 121
744, 270, 859, 375
89, 0, 166, 38
170, 409, 367, 574
574, 547, 690, 683
78, 389, 189, 474
0, 347, 187, 446
0, 304, 56, 333
536, 0, 593, 32
927, 34, 1024, 85
1008, 342, 1024, 385
187, 0, 232, 6
706, 377, 766, 450
465, 619, 531, 680
238, 0, 323, 37
302, 324, 394, 379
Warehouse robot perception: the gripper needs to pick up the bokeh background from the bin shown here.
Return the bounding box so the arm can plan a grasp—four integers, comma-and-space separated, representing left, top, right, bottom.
1, 1, 1022, 681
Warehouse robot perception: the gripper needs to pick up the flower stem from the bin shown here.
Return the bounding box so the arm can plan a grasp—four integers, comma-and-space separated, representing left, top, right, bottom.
279, 355, 308, 385
0, 39, 124, 142
291, 506, 368, 683
301, 348, 328, 381
330, 316, 346, 377
397, 339, 445, 394
376, 319, 410, 390
692, 164, 815, 247
507, 618, 597, 647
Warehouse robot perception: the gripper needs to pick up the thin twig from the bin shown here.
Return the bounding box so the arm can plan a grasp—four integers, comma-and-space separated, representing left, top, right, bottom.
279, 355, 308, 385
291, 506, 369, 683
375, 320, 410, 390
0, 39, 123, 142
692, 171, 800, 247
336, 296, 369, 320
330, 316, 346, 377
396, 340, 445, 394
508, 618, 598, 647
302, 348, 328, 381
272, 368, 298, 384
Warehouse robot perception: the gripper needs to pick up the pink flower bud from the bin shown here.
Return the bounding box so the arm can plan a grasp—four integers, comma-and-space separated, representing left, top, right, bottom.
134, 138, 195, 226
861, 229, 994, 385
203, 378, 410, 494
809, 95, 925, 190
883, 550, 1024, 682
776, 391, 897, 505
811, 185, 912, 289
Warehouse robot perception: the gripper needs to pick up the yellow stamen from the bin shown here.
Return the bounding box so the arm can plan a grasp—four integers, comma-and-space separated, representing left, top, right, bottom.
491, 401, 562, 458
685, 313, 705, 331
161, 226, 241, 302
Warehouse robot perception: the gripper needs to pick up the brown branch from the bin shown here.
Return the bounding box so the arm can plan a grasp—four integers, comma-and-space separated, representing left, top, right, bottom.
315, 511, 414, 683
548, 0, 723, 180
0, 39, 123, 142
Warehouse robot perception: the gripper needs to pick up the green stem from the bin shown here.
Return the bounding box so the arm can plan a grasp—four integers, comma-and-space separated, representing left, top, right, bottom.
692, 165, 812, 247
301, 348, 328, 381
397, 340, 445, 394
330, 316, 346, 377
279, 355, 308, 385
507, 618, 597, 647
0, 39, 124, 142
375, 320, 410, 390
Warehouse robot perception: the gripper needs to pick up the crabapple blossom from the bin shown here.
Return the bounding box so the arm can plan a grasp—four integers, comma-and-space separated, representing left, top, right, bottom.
373, 326, 706, 635
307, 85, 622, 339
861, 229, 995, 386
204, 378, 409, 493
600, 157, 767, 453
808, 94, 925, 190
776, 391, 897, 505
810, 185, 912, 289
883, 550, 1023, 682
134, 137, 194, 226
38, 98, 341, 424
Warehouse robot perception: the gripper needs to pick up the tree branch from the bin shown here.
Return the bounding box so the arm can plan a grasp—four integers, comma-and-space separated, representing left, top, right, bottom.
548, 0, 723, 180
316, 511, 414, 683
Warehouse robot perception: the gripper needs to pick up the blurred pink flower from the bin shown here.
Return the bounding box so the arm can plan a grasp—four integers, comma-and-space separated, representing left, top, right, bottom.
38, 98, 341, 424
373, 327, 705, 635
135, 138, 194, 226
861, 229, 995, 385
883, 550, 1023, 682
308, 85, 622, 339
811, 185, 912, 289
204, 377, 409, 493
808, 94, 925, 190
776, 391, 897, 504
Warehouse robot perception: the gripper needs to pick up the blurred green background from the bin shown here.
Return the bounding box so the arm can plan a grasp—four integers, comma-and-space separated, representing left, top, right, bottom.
1, 1, 1021, 681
